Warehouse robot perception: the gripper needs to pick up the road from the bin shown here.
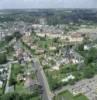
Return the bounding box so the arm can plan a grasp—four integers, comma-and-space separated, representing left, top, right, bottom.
5, 63, 12, 93
32, 58, 53, 100
54, 85, 71, 96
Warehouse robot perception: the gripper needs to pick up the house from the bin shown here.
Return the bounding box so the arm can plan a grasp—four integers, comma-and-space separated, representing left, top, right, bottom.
36, 33, 45, 37
49, 47, 56, 51
52, 66, 60, 70
35, 49, 45, 54
61, 75, 75, 82
17, 74, 25, 82
0, 68, 3, 73
64, 49, 84, 64
31, 45, 37, 49
84, 45, 90, 50
84, 44, 96, 50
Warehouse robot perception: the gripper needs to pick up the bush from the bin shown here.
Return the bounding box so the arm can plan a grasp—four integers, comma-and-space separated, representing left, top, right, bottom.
0, 92, 40, 100
0, 53, 7, 64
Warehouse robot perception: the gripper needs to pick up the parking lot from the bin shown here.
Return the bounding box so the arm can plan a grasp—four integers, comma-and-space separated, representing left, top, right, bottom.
69, 75, 97, 100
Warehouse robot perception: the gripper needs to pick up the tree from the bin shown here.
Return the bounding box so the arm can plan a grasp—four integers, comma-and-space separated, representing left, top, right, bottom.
83, 65, 95, 78
69, 79, 75, 85
0, 53, 7, 64
13, 31, 22, 40
6, 46, 14, 54
53, 37, 60, 43
77, 44, 84, 51
85, 48, 97, 64
5, 35, 14, 42
0, 92, 39, 100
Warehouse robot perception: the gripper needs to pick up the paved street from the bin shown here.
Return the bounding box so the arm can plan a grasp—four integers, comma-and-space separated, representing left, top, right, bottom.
32, 58, 53, 100
5, 63, 12, 93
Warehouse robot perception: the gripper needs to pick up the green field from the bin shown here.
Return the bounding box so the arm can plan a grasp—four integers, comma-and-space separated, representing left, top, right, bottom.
9, 63, 22, 86
54, 91, 88, 100
74, 95, 88, 100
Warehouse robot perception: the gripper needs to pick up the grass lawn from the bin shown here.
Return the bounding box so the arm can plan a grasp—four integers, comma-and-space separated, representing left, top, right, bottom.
30, 96, 41, 100
37, 38, 52, 46
11, 63, 22, 78
15, 83, 41, 100
0, 89, 3, 95
74, 94, 88, 100
10, 63, 29, 93
54, 91, 73, 100
15, 82, 41, 100
54, 91, 88, 100
9, 63, 25, 86
15, 83, 29, 94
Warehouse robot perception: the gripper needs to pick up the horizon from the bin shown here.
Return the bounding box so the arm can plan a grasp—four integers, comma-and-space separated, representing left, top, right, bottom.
0, 8, 97, 10
0, 0, 97, 9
